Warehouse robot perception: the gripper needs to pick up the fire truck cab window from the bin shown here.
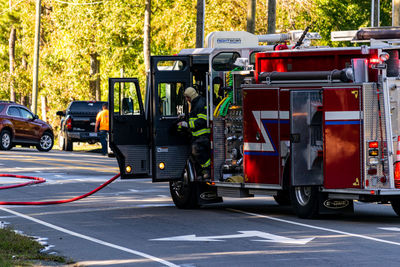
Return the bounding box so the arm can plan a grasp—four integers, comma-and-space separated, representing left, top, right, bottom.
212, 52, 240, 71
249, 51, 257, 65
113, 82, 142, 115
158, 82, 185, 116
156, 60, 185, 71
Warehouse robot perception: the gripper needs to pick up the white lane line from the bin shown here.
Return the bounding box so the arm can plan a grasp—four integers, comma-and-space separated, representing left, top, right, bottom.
0, 207, 179, 267
379, 227, 400, 232
230, 209, 400, 246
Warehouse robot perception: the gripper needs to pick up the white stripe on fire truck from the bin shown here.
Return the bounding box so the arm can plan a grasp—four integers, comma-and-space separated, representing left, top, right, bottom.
244, 110, 289, 153
325, 111, 361, 120
260, 111, 289, 119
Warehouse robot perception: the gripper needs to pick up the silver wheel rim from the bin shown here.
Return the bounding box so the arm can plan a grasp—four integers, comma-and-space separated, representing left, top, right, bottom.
171, 168, 188, 199
295, 186, 312, 206
40, 134, 52, 150
2, 133, 10, 148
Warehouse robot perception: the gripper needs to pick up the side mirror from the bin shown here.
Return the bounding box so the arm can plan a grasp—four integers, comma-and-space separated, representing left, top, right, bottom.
33, 114, 39, 120
56, 111, 65, 116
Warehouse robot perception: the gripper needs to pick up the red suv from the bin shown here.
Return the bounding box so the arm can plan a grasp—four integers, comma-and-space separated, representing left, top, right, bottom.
0, 101, 54, 151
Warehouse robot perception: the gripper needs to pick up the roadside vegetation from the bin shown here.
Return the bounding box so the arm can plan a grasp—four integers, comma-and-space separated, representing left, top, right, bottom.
0, 226, 73, 266
0, 0, 393, 135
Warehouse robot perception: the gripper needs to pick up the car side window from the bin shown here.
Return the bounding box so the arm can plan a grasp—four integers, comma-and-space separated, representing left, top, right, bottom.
7, 107, 20, 117
19, 108, 34, 120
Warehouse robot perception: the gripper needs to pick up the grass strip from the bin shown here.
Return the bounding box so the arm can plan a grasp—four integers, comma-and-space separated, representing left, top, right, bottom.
0, 227, 73, 266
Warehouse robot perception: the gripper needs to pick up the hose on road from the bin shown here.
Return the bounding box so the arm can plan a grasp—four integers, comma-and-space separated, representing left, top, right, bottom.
0, 173, 120, 205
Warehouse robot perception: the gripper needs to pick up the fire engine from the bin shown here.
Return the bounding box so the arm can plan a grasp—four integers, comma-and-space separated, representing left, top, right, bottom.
108, 27, 400, 218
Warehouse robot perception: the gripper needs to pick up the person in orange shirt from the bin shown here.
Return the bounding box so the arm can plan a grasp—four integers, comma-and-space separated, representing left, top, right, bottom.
95, 103, 109, 155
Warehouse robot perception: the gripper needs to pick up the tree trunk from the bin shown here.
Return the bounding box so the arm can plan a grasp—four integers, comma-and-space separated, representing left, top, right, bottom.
196, 0, 204, 48
144, 0, 151, 74
246, 0, 256, 33
267, 0, 276, 34
21, 56, 30, 106
89, 53, 100, 101
394, 0, 400, 26
9, 27, 16, 102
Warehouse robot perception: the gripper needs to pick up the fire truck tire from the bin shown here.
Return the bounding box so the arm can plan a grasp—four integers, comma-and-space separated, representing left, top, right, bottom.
290, 186, 319, 219
169, 163, 199, 209
273, 190, 291, 206
390, 200, 400, 216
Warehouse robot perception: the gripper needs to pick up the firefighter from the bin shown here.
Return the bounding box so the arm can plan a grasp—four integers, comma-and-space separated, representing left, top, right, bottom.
178, 87, 211, 180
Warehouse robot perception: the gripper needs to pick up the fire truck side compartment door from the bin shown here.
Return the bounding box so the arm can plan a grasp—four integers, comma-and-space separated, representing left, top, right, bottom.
151, 56, 192, 182
109, 78, 150, 179
290, 90, 323, 186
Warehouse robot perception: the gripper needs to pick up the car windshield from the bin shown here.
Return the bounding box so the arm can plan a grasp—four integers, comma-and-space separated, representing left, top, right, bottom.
68, 102, 105, 113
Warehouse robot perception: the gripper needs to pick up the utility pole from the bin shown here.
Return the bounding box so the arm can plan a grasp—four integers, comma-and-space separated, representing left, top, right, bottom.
196, 0, 205, 48
393, 0, 400, 26
371, 0, 380, 27
31, 0, 41, 114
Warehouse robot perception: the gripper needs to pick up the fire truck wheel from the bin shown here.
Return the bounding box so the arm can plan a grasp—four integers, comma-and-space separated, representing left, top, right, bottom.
290, 186, 319, 219
390, 200, 400, 216
273, 190, 291, 206
169, 164, 199, 209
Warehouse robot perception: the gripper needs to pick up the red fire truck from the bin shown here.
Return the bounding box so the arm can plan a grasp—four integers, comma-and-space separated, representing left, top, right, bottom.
109, 27, 400, 218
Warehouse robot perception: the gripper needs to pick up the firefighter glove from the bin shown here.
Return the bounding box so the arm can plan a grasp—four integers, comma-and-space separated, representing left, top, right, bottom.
178, 121, 188, 128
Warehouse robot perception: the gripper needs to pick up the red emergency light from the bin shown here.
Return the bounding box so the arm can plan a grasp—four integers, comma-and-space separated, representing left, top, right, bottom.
369, 141, 379, 148
369, 58, 380, 64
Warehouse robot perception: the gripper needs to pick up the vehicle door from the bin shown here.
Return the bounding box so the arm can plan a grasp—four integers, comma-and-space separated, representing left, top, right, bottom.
6, 106, 24, 140
109, 78, 149, 178
150, 56, 192, 182
18, 107, 41, 142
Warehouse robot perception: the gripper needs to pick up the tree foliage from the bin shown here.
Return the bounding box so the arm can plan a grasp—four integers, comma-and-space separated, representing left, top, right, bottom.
0, 0, 394, 129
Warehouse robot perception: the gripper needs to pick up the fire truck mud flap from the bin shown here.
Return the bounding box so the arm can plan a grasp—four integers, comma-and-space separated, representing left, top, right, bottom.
290, 186, 354, 218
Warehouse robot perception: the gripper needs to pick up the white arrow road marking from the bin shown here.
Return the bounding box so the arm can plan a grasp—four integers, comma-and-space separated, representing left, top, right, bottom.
379, 227, 400, 231
151, 230, 314, 244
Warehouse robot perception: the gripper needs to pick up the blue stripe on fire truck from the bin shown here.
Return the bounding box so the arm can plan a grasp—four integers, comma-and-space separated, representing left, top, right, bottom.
244, 110, 288, 156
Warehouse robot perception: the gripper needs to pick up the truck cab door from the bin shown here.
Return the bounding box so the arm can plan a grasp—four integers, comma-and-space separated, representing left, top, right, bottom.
151, 56, 192, 182
109, 78, 150, 178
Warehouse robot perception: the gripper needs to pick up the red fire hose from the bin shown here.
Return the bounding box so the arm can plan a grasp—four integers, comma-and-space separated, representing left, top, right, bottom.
0, 174, 46, 189
0, 173, 120, 205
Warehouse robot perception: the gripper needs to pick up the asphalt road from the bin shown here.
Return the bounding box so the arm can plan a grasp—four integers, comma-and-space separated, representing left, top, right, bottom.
1, 148, 400, 266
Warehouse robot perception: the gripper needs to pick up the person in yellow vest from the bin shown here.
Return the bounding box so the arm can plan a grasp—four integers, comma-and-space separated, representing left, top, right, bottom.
95, 103, 109, 155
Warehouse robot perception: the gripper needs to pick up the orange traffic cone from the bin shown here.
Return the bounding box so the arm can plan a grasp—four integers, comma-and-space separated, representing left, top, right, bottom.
395, 136, 400, 188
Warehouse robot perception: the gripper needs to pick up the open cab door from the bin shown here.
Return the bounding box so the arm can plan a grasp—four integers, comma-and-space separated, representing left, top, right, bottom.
109, 56, 192, 182
150, 56, 192, 182
109, 78, 150, 178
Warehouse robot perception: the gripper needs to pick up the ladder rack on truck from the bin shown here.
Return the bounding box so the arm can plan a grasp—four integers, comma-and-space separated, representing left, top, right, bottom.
108, 27, 400, 218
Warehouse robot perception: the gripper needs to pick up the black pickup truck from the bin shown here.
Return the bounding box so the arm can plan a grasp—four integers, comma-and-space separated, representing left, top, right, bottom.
56, 101, 106, 151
